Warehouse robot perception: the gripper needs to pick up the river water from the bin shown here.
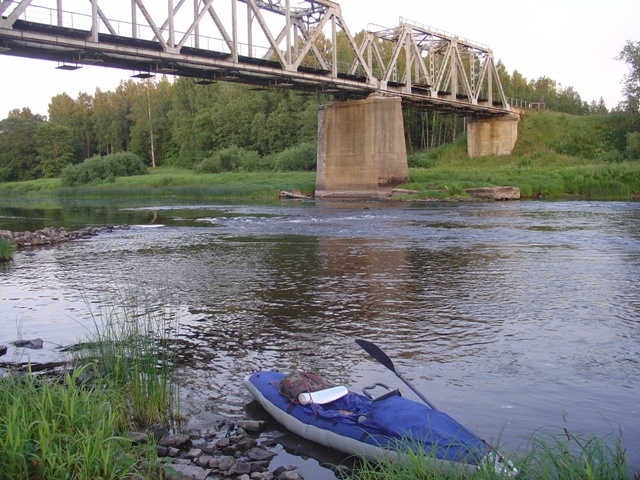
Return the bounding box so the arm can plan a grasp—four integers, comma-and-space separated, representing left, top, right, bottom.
1, 199, 639, 473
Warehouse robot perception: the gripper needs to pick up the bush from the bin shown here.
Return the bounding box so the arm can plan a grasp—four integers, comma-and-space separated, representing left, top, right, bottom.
407, 151, 437, 168
61, 152, 147, 186
627, 132, 640, 160
196, 145, 262, 173
266, 142, 317, 172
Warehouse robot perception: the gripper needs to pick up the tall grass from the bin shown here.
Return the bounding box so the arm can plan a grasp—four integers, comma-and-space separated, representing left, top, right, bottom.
0, 237, 15, 261
347, 427, 634, 480
0, 367, 157, 480
0, 291, 180, 479
72, 291, 181, 427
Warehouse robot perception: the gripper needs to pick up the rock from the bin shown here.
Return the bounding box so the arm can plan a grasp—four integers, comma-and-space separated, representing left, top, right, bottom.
247, 447, 276, 462
0, 345, 7, 356
12, 338, 43, 349
196, 454, 213, 467
151, 423, 170, 440
464, 186, 520, 200
183, 448, 203, 459
163, 463, 210, 480
227, 460, 252, 476
217, 456, 235, 471
127, 432, 149, 445
277, 470, 304, 480
160, 433, 191, 449
237, 420, 266, 432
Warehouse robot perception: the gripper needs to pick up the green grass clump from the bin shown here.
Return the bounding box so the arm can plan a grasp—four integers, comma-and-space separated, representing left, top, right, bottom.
0, 291, 180, 479
72, 293, 181, 427
0, 367, 157, 480
347, 427, 634, 480
0, 237, 15, 261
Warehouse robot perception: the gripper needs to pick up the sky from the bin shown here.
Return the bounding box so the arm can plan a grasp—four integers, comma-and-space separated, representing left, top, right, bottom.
0, 0, 638, 118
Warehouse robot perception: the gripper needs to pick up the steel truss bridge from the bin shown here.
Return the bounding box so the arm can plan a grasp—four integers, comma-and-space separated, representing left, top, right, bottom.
0, 0, 511, 117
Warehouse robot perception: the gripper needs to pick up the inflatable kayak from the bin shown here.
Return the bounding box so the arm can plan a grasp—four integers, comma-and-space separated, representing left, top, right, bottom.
244, 370, 517, 477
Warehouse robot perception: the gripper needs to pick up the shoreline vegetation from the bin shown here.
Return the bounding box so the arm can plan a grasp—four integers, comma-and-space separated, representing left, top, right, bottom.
1, 285, 638, 479
0, 111, 638, 202
1, 306, 635, 479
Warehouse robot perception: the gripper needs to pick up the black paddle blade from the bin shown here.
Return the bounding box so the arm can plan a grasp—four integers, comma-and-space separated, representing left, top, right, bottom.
356, 339, 396, 373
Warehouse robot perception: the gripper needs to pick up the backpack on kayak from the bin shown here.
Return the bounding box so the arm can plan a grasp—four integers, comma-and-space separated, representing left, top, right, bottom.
278, 372, 335, 404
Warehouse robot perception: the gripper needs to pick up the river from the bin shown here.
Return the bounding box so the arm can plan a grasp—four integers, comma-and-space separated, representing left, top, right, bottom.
1, 199, 639, 475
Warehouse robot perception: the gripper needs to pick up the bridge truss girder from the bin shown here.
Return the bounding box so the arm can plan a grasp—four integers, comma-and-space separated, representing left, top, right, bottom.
0, 0, 511, 116
359, 18, 509, 110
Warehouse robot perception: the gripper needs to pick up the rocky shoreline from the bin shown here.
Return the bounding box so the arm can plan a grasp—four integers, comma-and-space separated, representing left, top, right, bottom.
0, 225, 131, 248
0, 339, 326, 480
136, 420, 312, 480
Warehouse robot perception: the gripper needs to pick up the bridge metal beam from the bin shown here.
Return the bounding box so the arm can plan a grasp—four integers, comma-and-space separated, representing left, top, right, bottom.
0, 0, 512, 116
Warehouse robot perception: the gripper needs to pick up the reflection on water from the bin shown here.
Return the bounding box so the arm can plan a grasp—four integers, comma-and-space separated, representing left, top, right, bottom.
1, 200, 639, 470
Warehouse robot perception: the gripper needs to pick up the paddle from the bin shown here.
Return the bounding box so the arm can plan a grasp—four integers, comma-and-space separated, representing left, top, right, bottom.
355, 339, 438, 410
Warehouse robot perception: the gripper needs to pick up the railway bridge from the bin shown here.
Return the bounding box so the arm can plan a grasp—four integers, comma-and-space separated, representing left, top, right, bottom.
0, 0, 519, 196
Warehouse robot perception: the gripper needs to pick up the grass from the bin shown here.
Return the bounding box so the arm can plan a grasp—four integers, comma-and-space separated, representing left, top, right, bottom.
0, 169, 317, 200
0, 290, 179, 479
347, 427, 635, 480
0, 367, 158, 480
0, 237, 15, 261
0, 111, 639, 201
71, 291, 181, 427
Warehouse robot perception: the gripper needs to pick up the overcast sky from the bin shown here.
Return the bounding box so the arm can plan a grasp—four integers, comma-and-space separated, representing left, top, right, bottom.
0, 0, 638, 118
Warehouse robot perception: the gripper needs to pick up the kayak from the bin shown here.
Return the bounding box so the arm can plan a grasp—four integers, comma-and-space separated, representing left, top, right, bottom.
244, 370, 518, 477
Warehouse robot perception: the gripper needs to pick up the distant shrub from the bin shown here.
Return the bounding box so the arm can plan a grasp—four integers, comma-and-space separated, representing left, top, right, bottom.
266, 142, 317, 171
597, 150, 626, 163
627, 132, 640, 160
61, 152, 147, 186
196, 145, 261, 173
407, 151, 437, 168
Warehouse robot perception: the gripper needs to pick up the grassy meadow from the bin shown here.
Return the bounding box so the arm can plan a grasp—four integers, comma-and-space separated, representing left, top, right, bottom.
0, 111, 638, 202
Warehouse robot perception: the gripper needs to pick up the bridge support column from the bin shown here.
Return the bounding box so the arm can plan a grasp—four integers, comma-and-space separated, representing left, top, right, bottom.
466, 114, 519, 157
315, 95, 409, 197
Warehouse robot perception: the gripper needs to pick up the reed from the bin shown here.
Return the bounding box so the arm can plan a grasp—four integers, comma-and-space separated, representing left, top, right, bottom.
72, 291, 181, 427
0, 367, 157, 480
0, 237, 15, 261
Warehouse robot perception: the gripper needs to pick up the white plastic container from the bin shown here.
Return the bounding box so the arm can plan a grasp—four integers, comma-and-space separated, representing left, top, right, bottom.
298, 386, 349, 405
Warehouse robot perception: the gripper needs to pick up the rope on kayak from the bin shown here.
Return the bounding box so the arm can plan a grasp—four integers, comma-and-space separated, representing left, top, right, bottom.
301, 374, 319, 416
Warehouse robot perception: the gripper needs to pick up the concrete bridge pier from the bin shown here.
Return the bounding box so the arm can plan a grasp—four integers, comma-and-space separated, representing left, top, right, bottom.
315, 95, 409, 198
466, 114, 520, 157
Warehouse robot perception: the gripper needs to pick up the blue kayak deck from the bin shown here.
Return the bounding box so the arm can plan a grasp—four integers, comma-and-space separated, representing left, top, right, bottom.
246, 371, 487, 465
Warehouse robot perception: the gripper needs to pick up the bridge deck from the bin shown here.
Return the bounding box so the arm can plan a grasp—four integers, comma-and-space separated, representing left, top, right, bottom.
0, 0, 512, 117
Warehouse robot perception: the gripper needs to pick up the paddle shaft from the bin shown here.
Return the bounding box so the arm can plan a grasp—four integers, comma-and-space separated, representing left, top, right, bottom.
395, 370, 438, 410
356, 339, 438, 410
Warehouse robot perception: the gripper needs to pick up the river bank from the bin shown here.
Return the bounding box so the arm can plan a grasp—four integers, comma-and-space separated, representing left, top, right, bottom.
1, 200, 639, 479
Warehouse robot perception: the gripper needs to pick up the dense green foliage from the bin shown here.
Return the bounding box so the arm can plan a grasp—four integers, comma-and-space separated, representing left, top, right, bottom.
61, 151, 148, 186
0, 294, 178, 479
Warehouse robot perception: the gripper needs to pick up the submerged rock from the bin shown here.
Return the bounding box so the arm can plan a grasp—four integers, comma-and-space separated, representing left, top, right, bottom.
12, 338, 43, 349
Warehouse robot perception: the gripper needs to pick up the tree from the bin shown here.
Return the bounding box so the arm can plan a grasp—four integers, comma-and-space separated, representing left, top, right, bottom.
35, 122, 75, 177
48, 92, 95, 161
0, 108, 44, 181
617, 40, 640, 114
92, 86, 129, 155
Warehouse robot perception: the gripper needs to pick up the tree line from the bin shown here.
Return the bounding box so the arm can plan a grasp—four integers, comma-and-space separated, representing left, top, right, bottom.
1, 39, 638, 183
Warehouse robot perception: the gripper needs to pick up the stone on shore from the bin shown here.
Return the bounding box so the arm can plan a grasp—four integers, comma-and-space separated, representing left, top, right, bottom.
11, 338, 44, 349
464, 186, 520, 200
